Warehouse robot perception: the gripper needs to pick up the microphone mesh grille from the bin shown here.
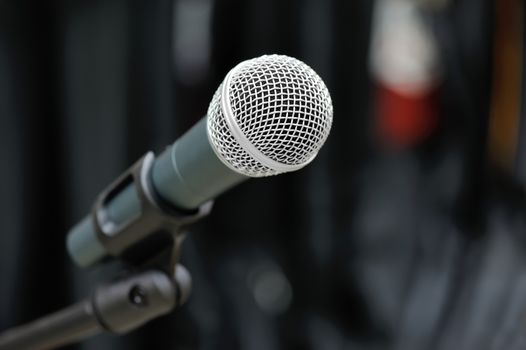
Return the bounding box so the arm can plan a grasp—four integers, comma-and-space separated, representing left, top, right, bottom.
207, 55, 333, 177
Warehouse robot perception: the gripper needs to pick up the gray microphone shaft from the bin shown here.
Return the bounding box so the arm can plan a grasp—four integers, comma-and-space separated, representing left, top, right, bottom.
67, 118, 246, 267
152, 118, 246, 209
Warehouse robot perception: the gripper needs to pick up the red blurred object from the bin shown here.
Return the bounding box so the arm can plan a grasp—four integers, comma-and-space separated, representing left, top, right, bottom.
376, 84, 439, 148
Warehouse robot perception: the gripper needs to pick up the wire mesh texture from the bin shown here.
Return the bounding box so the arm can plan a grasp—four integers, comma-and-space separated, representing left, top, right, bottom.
207, 55, 333, 177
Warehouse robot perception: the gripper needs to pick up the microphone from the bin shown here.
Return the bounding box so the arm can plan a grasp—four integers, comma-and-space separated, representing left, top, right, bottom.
67, 54, 333, 267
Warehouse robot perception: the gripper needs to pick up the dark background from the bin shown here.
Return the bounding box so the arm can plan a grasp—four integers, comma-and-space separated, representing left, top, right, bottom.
1, 0, 526, 349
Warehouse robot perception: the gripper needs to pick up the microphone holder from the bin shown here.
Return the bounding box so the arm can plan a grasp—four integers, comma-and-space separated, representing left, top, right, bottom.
0, 152, 212, 349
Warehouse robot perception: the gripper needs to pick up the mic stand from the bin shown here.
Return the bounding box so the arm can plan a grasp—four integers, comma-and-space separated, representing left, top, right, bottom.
0, 267, 190, 350
0, 152, 212, 349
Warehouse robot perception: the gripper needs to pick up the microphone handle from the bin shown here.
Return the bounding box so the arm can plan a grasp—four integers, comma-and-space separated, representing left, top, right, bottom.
153, 117, 246, 210
67, 117, 246, 267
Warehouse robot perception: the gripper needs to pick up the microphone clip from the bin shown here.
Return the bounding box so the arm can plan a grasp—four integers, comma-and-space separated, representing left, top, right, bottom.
91, 151, 212, 273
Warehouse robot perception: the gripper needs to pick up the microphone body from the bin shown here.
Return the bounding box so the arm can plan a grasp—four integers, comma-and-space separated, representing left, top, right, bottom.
67, 118, 245, 267
67, 55, 333, 267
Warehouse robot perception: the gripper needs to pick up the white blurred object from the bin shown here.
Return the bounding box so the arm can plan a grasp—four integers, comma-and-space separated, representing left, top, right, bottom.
247, 262, 293, 316
370, 0, 443, 96
172, 0, 212, 86
414, 0, 451, 11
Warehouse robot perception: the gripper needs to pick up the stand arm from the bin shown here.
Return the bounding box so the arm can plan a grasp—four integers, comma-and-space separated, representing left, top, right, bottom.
0, 268, 190, 350
0, 300, 99, 350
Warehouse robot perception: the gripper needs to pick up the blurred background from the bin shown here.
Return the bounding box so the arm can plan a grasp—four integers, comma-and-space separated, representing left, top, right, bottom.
1, 0, 526, 349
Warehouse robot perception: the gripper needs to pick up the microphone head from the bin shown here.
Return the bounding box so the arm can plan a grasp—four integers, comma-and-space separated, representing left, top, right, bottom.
207, 55, 333, 177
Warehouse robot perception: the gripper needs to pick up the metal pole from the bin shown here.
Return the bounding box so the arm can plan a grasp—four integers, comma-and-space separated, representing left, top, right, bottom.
0, 269, 189, 350
0, 301, 100, 350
